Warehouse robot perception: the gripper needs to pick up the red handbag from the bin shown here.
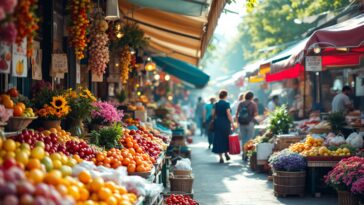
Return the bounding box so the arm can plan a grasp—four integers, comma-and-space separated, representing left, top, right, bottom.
229, 134, 241, 155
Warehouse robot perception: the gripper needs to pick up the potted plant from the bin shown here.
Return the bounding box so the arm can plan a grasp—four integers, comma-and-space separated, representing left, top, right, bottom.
328, 112, 346, 134
90, 101, 123, 131
89, 123, 123, 150
268, 105, 293, 135
65, 87, 96, 136
325, 156, 364, 205
269, 150, 307, 197
352, 178, 364, 205
36, 95, 70, 129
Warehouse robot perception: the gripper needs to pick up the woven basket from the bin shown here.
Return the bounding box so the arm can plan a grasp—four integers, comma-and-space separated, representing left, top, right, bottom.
273, 171, 306, 196
6, 117, 37, 132
337, 190, 358, 205
169, 174, 194, 193
275, 136, 303, 151
173, 170, 192, 176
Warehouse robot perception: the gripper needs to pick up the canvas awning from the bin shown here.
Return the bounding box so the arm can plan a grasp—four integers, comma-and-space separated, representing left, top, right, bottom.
119, 0, 226, 65
265, 64, 304, 83
152, 56, 210, 88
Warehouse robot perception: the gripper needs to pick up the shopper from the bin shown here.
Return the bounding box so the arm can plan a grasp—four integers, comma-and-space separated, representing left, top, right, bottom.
203, 97, 216, 149
332, 85, 353, 114
253, 98, 265, 116
267, 95, 280, 112
212, 90, 234, 163
195, 97, 205, 136
236, 91, 258, 161
231, 93, 245, 116
289, 94, 304, 120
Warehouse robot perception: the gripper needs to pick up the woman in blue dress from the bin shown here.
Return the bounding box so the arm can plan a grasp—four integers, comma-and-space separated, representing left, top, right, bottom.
212, 90, 235, 163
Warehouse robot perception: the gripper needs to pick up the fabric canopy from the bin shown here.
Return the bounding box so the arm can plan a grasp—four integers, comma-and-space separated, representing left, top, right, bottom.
305, 13, 364, 51
322, 53, 364, 69
265, 64, 304, 83
152, 56, 210, 88
127, 0, 209, 17
119, 0, 226, 65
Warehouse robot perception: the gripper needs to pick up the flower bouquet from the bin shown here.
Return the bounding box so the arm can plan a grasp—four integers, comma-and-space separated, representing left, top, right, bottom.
36, 95, 70, 129
64, 87, 96, 135
352, 178, 364, 203
325, 156, 364, 205
91, 101, 123, 127
269, 149, 307, 197
269, 150, 306, 172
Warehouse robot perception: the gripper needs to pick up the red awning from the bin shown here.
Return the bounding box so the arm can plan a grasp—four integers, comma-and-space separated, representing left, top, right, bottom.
305, 14, 364, 51
322, 53, 364, 69
265, 64, 304, 83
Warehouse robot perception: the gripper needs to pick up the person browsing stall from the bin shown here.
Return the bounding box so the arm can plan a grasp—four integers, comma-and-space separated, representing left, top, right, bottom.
332, 85, 353, 114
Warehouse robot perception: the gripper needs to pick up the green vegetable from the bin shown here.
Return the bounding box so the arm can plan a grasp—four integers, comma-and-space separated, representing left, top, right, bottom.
90, 124, 123, 149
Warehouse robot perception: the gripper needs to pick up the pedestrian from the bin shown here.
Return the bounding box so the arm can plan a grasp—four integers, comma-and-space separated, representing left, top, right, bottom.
332, 85, 353, 114
231, 93, 245, 116
195, 97, 205, 136
203, 97, 216, 149
236, 91, 258, 161
253, 98, 265, 116
212, 90, 234, 163
267, 95, 280, 112
289, 94, 304, 120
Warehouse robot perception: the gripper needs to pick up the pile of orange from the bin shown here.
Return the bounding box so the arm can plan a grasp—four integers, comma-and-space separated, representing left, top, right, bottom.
93, 147, 154, 173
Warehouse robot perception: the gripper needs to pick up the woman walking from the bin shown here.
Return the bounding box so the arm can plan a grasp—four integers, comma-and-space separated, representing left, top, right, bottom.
212, 90, 234, 163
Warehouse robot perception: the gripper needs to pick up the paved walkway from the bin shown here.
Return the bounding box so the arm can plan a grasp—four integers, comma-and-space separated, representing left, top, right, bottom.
190, 137, 337, 205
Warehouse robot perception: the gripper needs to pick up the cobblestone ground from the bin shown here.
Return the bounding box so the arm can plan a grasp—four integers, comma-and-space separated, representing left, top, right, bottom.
190, 137, 337, 205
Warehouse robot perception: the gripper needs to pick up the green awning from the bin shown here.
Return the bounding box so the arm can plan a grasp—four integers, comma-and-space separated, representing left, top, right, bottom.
153, 56, 210, 88
127, 0, 208, 17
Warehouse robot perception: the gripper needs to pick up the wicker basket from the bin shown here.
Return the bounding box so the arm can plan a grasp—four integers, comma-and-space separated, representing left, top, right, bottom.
173, 170, 192, 176
6, 117, 37, 132
273, 171, 306, 197
169, 174, 194, 193
337, 190, 358, 205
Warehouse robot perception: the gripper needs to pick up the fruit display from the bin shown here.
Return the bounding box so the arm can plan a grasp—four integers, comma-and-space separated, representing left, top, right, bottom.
123, 130, 161, 161
289, 135, 351, 157
0, 89, 36, 118
68, 0, 91, 60
165, 194, 198, 205
93, 147, 154, 172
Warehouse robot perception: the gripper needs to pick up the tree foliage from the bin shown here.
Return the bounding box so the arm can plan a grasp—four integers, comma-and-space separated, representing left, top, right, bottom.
223, 0, 351, 71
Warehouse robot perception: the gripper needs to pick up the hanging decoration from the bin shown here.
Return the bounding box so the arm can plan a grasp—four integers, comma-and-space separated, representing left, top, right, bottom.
120, 45, 131, 84
68, 0, 92, 60
112, 23, 149, 50
14, 0, 39, 56
0, 0, 18, 44
88, 9, 110, 77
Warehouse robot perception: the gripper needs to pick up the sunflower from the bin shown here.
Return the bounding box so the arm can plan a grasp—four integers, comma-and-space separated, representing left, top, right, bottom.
51, 96, 67, 109
84, 89, 97, 101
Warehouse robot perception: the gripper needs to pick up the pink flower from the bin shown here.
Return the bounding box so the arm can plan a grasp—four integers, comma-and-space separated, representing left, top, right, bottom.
352, 178, 364, 194
0, 22, 17, 44
91, 101, 123, 124
0, 7, 5, 21
0, 105, 13, 122
0, 0, 17, 14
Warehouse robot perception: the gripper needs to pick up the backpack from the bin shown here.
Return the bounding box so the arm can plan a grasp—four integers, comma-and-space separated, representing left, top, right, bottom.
238, 102, 252, 125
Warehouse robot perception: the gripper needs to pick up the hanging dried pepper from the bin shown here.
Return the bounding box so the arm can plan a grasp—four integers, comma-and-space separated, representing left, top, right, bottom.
120, 46, 131, 84
14, 0, 39, 57
67, 0, 91, 60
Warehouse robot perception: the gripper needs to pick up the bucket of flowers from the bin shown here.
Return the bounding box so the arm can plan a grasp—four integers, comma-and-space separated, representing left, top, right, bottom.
90, 101, 124, 131
325, 156, 364, 205
269, 149, 307, 197
36, 95, 70, 130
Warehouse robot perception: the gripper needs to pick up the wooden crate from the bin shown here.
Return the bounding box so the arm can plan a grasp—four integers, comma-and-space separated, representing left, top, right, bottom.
275, 135, 303, 151
169, 174, 194, 193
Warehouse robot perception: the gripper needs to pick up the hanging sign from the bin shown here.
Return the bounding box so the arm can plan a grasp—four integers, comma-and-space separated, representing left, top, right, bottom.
51, 53, 68, 76
305, 56, 322, 72
12, 40, 28, 77
0, 43, 11, 74
31, 41, 42, 80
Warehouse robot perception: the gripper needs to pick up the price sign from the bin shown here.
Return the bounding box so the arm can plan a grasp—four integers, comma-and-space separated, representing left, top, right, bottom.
306, 56, 322, 72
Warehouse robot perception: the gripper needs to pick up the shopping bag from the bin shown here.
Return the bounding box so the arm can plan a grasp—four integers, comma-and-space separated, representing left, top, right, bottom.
229, 134, 241, 155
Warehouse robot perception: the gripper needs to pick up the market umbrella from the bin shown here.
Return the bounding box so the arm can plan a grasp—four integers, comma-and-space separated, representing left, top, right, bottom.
152, 56, 210, 89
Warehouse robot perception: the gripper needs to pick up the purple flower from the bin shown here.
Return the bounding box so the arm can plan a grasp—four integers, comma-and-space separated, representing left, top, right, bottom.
91, 101, 123, 124
269, 150, 306, 171
352, 178, 364, 195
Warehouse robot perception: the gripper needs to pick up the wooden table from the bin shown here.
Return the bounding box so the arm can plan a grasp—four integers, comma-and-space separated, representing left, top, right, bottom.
307, 160, 340, 196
